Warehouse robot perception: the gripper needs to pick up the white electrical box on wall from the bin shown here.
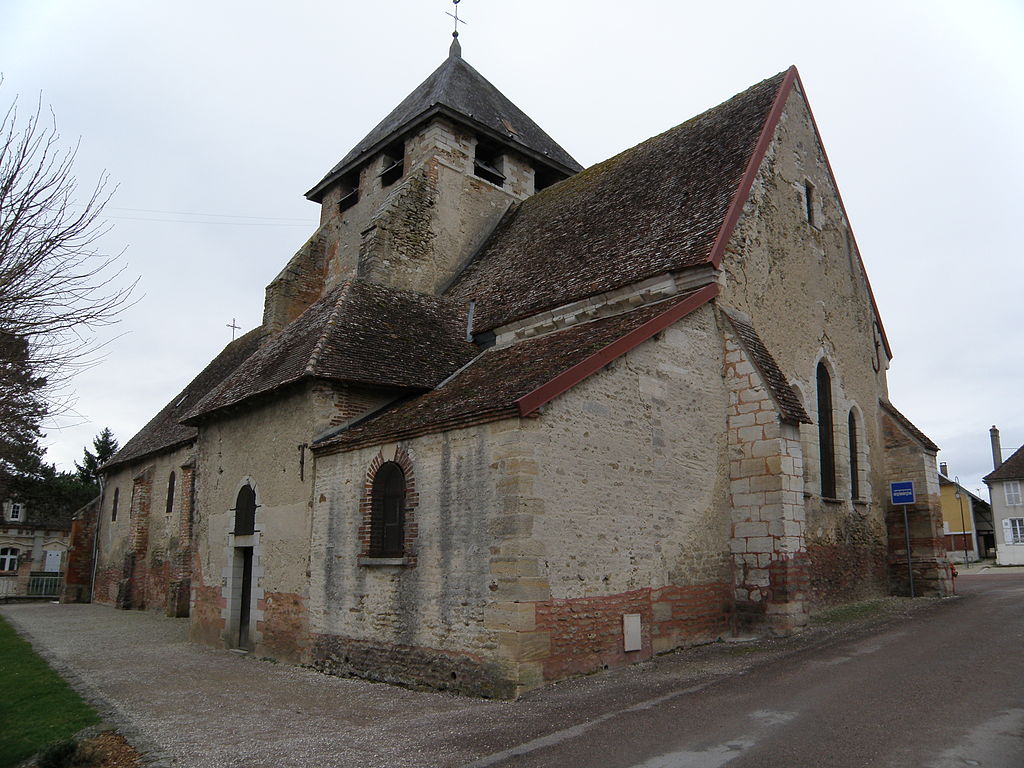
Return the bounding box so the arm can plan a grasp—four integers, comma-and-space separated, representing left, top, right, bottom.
623, 613, 642, 652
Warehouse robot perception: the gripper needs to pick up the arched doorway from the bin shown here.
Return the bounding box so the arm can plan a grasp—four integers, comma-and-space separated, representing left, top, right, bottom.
232, 483, 257, 649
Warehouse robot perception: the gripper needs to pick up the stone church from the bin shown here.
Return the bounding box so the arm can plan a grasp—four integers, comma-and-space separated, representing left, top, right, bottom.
77, 38, 950, 697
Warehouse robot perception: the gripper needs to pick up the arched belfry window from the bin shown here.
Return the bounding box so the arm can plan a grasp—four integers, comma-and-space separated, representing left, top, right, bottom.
817, 362, 836, 498
371, 462, 406, 557
233, 484, 257, 536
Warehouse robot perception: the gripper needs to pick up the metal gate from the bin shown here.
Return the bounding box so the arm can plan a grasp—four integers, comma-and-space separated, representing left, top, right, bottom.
27, 571, 63, 598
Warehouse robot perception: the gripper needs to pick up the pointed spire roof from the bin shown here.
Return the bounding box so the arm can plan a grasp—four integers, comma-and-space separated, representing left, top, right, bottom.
306, 46, 582, 201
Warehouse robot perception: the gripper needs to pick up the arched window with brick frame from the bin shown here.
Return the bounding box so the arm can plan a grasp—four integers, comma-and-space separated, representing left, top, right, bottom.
370, 462, 406, 557
817, 361, 836, 498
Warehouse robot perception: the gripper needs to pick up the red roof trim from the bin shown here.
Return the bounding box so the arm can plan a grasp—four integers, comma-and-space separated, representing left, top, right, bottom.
514, 283, 719, 416
707, 66, 797, 270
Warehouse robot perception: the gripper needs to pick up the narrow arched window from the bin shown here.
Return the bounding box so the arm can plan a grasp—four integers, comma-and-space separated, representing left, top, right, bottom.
371, 462, 406, 557
233, 484, 257, 535
817, 362, 836, 498
111, 488, 119, 522
166, 471, 176, 516
848, 411, 860, 500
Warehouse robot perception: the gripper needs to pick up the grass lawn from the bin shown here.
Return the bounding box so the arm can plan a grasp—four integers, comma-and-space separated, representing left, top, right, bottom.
0, 613, 100, 766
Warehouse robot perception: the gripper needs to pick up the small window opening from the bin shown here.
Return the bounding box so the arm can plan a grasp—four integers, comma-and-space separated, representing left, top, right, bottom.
804, 180, 816, 227
166, 471, 176, 516
233, 484, 257, 536
370, 462, 406, 557
379, 141, 404, 188
111, 488, 119, 522
817, 362, 836, 498
338, 169, 360, 213
534, 165, 562, 193
473, 140, 506, 186
10, 503, 22, 521
848, 411, 859, 500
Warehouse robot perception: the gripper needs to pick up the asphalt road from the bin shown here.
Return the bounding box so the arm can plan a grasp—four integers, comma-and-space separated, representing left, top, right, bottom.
471, 572, 1024, 768
3, 572, 1022, 767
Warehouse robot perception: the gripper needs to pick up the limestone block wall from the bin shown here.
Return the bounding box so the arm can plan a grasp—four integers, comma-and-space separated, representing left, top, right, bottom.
719, 82, 891, 606
722, 327, 808, 633
93, 444, 193, 614
499, 305, 734, 687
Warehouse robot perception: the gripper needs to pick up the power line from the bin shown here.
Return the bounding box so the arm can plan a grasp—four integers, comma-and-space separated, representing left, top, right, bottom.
98, 214, 310, 227
103, 205, 312, 223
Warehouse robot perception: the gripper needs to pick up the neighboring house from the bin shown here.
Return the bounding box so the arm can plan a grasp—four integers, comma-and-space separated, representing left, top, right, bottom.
79, 39, 949, 698
937, 463, 994, 562
0, 499, 72, 599
984, 426, 1024, 566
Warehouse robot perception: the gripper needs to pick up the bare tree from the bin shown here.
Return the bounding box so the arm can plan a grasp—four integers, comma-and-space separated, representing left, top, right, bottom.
0, 86, 134, 484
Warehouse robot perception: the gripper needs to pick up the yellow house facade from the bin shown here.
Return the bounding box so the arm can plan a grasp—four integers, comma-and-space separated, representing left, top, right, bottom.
938, 469, 994, 562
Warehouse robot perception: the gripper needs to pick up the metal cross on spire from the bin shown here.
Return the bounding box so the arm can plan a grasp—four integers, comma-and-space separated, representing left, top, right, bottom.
227, 318, 240, 340
446, 0, 466, 38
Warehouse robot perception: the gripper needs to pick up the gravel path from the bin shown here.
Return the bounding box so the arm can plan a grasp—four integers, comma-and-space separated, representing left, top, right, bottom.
1, 598, 948, 768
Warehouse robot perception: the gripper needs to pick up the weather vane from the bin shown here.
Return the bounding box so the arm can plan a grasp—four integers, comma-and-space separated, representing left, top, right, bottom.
446, 0, 466, 38
227, 318, 240, 340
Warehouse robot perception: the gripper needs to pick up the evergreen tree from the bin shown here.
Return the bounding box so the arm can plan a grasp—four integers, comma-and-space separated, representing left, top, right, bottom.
0, 333, 47, 500
74, 427, 119, 485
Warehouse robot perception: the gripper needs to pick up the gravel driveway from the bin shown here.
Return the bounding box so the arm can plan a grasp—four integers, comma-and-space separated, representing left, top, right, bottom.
1, 598, 945, 768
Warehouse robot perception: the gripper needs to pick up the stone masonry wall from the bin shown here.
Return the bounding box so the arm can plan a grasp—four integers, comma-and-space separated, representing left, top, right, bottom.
316, 117, 521, 297
495, 304, 734, 689
189, 382, 364, 656
721, 320, 808, 633
309, 426, 511, 697
94, 445, 195, 614
881, 411, 950, 597
720, 82, 892, 610
262, 233, 327, 336
62, 499, 99, 603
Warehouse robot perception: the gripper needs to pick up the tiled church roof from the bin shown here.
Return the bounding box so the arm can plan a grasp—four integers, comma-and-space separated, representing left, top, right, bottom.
879, 400, 939, 453
314, 289, 712, 454
306, 42, 582, 202
103, 328, 262, 471
445, 71, 788, 334
722, 310, 811, 425
184, 281, 479, 422
985, 444, 1024, 483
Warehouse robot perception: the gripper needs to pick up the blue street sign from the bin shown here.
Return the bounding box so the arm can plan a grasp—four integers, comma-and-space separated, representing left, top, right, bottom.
890, 481, 915, 506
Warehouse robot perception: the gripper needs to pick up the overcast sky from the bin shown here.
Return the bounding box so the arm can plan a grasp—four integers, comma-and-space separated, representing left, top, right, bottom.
3, 0, 1022, 497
